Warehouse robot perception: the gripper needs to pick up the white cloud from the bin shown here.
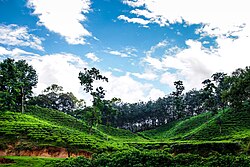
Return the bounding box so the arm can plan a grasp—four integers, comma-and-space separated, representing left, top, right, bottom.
0, 50, 90, 102
27, 0, 92, 45
0, 46, 40, 57
108, 50, 129, 58
0, 47, 164, 104
143, 55, 163, 70
108, 67, 123, 73
123, 0, 146, 7
160, 72, 179, 89
132, 71, 158, 80
146, 40, 169, 57
145, 37, 250, 90
146, 88, 165, 101
0, 24, 43, 51
24, 54, 89, 100
118, 15, 150, 26
100, 72, 162, 103
121, 0, 249, 33
124, 0, 250, 91
85, 52, 100, 62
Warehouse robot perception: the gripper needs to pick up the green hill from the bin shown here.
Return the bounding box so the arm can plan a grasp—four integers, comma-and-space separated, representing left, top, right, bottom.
0, 106, 145, 157
1, 106, 250, 166
140, 108, 250, 144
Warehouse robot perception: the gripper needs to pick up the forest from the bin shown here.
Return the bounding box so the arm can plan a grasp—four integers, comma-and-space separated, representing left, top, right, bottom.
0, 57, 250, 167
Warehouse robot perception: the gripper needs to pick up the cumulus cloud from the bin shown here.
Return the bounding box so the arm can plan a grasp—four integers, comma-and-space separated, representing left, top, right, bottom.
123, 0, 250, 90
85, 52, 100, 62
0, 47, 164, 104
121, 0, 249, 33
100, 72, 163, 103
27, 0, 92, 45
132, 71, 158, 80
0, 50, 89, 101
28, 54, 88, 98
160, 72, 179, 89
0, 24, 43, 51
146, 88, 165, 101
145, 37, 250, 90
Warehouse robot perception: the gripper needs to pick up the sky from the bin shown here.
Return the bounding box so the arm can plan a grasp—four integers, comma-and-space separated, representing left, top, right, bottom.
0, 0, 249, 104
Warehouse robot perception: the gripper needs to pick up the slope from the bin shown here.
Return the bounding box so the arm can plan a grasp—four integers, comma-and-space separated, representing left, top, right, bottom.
140, 108, 250, 143
0, 106, 145, 157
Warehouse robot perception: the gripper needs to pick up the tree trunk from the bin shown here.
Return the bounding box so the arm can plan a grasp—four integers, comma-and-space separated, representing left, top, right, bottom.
21, 87, 24, 113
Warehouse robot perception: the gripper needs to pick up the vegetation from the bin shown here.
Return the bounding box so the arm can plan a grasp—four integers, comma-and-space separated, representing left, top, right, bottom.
0, 156, 62, 167
52, 150, 250, 167
1, 58, 250, 166
0, 58, 37, 113
29, 84, 85, 114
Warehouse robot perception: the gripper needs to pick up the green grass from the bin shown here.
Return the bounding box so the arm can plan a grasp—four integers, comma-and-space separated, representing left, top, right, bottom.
0, 110, 130, 153
140, 108, 250, 144
1, 105, 250, 167
25, 106, 146, 142
0, 156, 62, 167
96, 125, 146, 142
140, 112, 213, 141
184, 109, 250, 141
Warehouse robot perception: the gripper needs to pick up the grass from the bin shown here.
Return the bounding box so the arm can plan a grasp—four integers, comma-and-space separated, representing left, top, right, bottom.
1, 105, 250, 167
140, 108, 250, 144
0, 110, 130, 153
184, 109, 250, 141
139, 112, 213, 141
0, 156, 62, 167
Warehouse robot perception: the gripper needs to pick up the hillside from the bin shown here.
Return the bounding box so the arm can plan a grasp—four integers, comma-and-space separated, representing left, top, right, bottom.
0, 106, 145, 158
1, 106, 250, 166
140, 108, 250, 143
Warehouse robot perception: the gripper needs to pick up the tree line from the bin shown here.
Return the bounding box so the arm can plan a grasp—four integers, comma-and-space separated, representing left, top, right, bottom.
0, 58, 249, 132
110, 69, 250, 132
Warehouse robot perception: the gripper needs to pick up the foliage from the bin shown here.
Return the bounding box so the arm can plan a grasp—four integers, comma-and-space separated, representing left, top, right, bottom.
172, 80, 185, 119
0, 58, 37, 113
53, 156, 91, 167
0, 156, 62, 167
29, 84, 85, 114
78, 68, 118, 133
49, 151, 250, 167
222, 66, 250, 111
0, 108, 131, 154
139, 111, 212, 140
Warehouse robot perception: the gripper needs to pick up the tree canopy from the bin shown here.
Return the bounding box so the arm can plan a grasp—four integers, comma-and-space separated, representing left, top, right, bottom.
0, 58, 37, 112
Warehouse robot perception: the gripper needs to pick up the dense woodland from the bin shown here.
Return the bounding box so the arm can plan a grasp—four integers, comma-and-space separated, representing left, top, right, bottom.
0, 58, 250, 133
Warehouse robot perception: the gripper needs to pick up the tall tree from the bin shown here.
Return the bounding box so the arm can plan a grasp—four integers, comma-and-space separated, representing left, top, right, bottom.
201, 79, 217, 114
172, 80, 185, 119
211, 72, 228, 109
222, 66, 250, 111
0, 58, 37, 113
78, 67, 109, 133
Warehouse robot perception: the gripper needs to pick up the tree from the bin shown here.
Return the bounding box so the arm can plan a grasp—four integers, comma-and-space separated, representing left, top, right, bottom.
222, 66, 250, 111
211, 72, 228, 109
29, 84, 85, 113
0, 58, 38, 113
172, 80, 185, 119
202, 79, 217, 114
184, 89, 204, 116
78, 67, 109, 133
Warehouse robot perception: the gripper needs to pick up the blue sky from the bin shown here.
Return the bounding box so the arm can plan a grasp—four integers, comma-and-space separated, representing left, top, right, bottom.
0, 0, 249, 104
